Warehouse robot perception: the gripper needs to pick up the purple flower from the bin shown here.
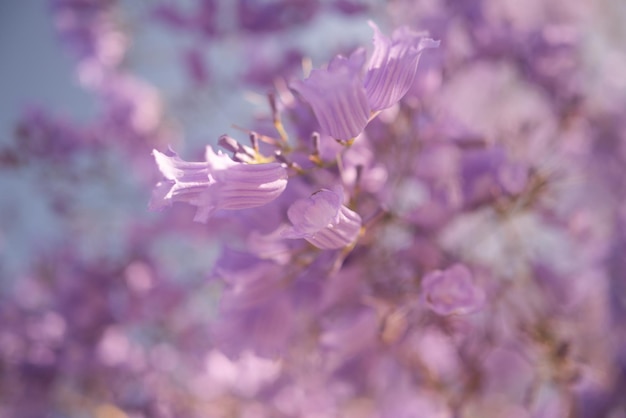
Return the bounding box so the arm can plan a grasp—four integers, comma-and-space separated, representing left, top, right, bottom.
291, 49, 370, 141
365, 22, 440, 111
320, 306, 379, 372
284, 187, 362, 250
291, 23, 438, 140
421, 264, 485, 315
212, 262, 294, 358
151, 146, 288, 222
238, 0, 320, 33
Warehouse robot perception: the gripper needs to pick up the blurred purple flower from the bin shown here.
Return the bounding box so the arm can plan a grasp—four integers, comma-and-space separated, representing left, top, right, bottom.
332, 0, 369, 15
151, 146, 288, 222
421, 264, 485, 315
365, 21, 440, 111
284, 187, 362, 250
211, 262, 294, 358
182, 48, 209, 86
291, 49, 370, 141
320, 305, 379, 371
238, 0, 320, 33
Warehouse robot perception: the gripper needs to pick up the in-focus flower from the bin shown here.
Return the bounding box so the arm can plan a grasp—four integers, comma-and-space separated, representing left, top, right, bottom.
284, 187, 362, 250
420, 264, 485, 315
151, 146, 288, 222
291, 49, 370, 141
365, 21, 440, 111
291, 22, 438, 141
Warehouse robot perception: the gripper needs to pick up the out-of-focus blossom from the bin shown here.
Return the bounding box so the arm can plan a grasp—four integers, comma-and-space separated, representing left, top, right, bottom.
284, 187, 362, 250
341, 133, 388, 192
52, 0, 128, 78
332, 0, 369, 16
151, 146, 288, 222
320, 305, 379, 371
202, 349, 282, 398
421, 264, 485, 315
238, 0, 320, 33
211, 261, 294, 358
100, 73, 165, 139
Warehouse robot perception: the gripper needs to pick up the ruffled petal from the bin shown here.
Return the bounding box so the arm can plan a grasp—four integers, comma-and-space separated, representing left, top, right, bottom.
150, 146, 288, 222
291, 49, 370, 141
364, 21, 439, 111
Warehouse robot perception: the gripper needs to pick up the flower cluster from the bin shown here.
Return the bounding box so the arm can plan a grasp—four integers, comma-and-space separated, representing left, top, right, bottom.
144, 9, 623, 417
3, 0, 626, 417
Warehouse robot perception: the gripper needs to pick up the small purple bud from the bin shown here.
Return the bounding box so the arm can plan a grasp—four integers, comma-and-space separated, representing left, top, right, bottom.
249, 131, 259, 152
151, 146, 288, 222
291, 49, 370, 141
365, 21, 440, 111
284, 187, 362, 250
421, 264, 485, 315
218, 134, 242, 153
218, 134, 256, 163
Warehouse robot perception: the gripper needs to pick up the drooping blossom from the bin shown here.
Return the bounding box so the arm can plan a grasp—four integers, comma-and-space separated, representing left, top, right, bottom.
365, 21, 440, 111
151, 146, 288, 222
421, 264, 485, 315
284, 187, 362, 250
291, 49, 370, 141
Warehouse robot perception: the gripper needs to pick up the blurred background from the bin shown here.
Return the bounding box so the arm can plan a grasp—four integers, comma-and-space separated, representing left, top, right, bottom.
1, 0, 626, 417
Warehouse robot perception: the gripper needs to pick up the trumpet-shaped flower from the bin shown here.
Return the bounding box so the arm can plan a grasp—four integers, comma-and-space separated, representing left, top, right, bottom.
151, 146, 288, 222
365, 21, 440, 111
291, 23, 438, 142
284, 187, 362, 250
291, 49, 370, 141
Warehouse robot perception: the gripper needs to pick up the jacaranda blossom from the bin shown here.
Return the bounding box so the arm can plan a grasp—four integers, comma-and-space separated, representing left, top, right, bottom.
364, 21, 440, 111
291, 49, 370, 141
421, 264, 485, 315
283, 187, 362, 250
151, 146, 288, 222
291, 24, 438, 141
